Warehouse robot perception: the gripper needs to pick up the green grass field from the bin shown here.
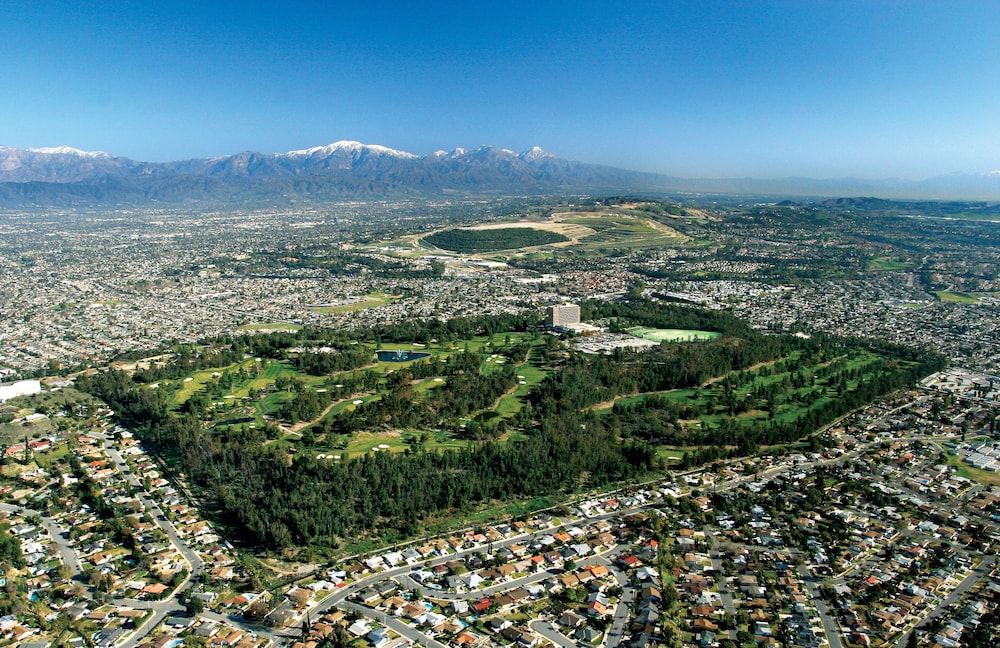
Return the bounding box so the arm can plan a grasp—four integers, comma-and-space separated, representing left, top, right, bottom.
626, 327, 721, 343
945, 451, 1000, 487
494, 350, 550, 417
564, 215, 687, 250
308, 293, 396, 314
935, 290, 980, 304
655, 447, 686, 463
237, 323, 301, 332
866, 256, 913, 271
169, 369, 222, 405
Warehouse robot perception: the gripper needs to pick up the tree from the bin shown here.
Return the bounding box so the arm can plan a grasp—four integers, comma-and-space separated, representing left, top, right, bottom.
186, 596, 205, 616
243, 598, 270, 624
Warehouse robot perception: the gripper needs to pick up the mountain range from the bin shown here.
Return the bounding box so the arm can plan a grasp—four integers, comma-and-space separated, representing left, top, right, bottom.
1, 141, 999, 206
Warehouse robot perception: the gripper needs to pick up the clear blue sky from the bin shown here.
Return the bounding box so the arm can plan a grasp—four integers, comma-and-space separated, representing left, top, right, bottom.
2, 1, 998, 179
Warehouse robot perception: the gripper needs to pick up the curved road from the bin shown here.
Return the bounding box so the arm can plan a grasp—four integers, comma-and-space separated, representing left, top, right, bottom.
0, 503, 85, 580
3, 434, 216, 648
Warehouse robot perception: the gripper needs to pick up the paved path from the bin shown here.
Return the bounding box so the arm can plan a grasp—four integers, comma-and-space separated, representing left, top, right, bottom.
0, 503, 84, 579
102, 436, 205, 582
604, 563, 634, 648
340, 601, 450, 648
889, 555, 996, 648
529, 619, 575, 648
798, 565, 843, 648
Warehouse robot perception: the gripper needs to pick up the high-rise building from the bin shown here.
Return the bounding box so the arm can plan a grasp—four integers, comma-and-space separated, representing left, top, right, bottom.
546, 304, 581, 328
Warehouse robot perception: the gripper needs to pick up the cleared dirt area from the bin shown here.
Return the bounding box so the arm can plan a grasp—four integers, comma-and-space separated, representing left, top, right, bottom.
455, 220, 597, 247
398, 208, 689, 254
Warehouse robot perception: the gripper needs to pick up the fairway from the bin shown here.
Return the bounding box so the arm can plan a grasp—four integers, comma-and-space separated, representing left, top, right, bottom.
627, 327, 720, 343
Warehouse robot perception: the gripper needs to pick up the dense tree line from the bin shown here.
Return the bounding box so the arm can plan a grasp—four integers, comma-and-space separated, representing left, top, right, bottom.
424, 227, 569, 253
584, 299, 756, 338
0, 523, 24, 570
292, 348, 374, 375
259, 251, 446, 279
372, 312, 542, 344
75, 300, 943, 550
79, 363, 653, 547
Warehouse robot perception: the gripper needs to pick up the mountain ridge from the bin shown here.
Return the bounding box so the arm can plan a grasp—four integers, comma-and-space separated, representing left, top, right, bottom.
1, 141, 999, 206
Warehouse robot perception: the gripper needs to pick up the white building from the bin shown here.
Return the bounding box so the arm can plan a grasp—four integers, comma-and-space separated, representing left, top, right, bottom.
0, 380, 41, 403
547, 304, 580, 328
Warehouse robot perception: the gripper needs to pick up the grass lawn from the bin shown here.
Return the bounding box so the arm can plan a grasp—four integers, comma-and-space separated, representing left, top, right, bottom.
339, 431, 411, 457
168, 369, 221, 406
945, 451, 1000, 487
322, 393, 382, 418
492, 343, 550, 416
627, 327, 721, 343
419, 429, 472, 453
31, 445, 70, 469
656, 447, 685, 463
237, 322, 301, 332
866, 256, 913, 271
309, 292, 396, 314
412, 377, 446, 393
935, 290, 980, 304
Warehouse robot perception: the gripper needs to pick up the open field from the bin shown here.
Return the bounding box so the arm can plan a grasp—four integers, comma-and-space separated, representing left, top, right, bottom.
401, 210, 688, 259
935, 290, 980, 304
555, 211, 689, 249
308, 292, 397, 313
626, 327, 720, 343
0, 416, 54, 443
866, 256, 914, 271
237, 322, 301, 332
945, 451, 1000, 487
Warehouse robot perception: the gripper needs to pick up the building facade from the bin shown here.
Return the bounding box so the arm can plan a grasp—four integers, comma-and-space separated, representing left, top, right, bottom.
547, 304, 581, 328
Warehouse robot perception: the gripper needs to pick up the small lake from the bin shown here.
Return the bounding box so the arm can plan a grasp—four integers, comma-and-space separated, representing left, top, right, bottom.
377, 350, 431, 362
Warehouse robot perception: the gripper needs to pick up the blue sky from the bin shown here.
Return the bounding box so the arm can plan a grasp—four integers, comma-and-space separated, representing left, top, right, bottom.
2, 1, 998, 179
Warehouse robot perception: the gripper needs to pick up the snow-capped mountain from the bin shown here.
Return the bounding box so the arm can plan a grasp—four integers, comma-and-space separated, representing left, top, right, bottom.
2, 140, 999, 206
0, 141, 679, 207
285, 140, 419, 159
0, 141, 580, 184
24, 146, 112, 158
0, 145, 149, 182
